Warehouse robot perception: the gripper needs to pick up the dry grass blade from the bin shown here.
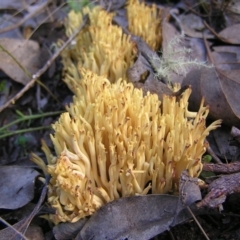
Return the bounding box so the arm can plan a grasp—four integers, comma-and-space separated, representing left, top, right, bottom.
0, 217, 28, 240
187, 206, 210, 240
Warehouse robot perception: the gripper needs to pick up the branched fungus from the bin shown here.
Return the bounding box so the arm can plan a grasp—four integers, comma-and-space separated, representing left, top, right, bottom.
61, 1, 163, 93
62, 6, 136, 92
32, 69, 221, 223
127, 0, 162, 50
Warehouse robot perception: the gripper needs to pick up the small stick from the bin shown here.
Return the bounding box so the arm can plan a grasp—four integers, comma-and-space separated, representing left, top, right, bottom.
206, 143, 222, 164
187, 206, 210, 240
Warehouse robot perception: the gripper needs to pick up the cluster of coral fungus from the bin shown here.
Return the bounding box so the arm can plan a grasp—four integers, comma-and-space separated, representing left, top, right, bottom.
32, 69, 221, 223
31, 1, 221, 224
61, 0, 162, 93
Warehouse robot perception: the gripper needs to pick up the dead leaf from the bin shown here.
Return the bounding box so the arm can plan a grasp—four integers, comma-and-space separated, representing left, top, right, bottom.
207, 127, 240, 161
231, 126, 240, 145
25, 225, 44, 240
127, 36, 176, 101
53, 218, 89, 240
211, 45, 240, 71
74, 171, 201, 240
0, 14, 23, 39
0, 0, 28, 10
0, 166, 39, 209
182, 67, 240, 127
0, 38, 41, 85
218, 24, 240, 44
0, 176, 48, 240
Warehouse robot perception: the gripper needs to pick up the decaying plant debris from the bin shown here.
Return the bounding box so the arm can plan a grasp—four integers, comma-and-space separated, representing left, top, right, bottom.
0, 0, 240, 240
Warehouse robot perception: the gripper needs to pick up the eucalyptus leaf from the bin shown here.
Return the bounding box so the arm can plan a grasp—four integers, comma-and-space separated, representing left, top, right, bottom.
75, 171, 201, 240
0, 166, 39, 209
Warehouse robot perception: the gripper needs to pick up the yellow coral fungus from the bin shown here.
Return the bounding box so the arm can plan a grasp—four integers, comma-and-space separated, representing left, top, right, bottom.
32, 69, 221, 223
61, 1, 163, 92
127, 0, 162, 50
62, 6, 136, 92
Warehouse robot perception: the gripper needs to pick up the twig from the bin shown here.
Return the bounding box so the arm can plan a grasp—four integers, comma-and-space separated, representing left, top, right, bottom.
187, 206, 210, 240
0, 14, 89, 113
197, 172, 240, 209
12, 175, 50, 239
0, 217, 28, 240
206, 144, 222, 164
203, 162, 240, 174
203, 20, 235, 44
0, 42, 61, 105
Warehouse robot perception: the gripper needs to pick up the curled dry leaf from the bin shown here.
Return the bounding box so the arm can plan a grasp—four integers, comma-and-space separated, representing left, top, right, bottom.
72, 171, 202, 240
0, 38, 41, 85
231, 126, 240, 145
182, 67, 240, 127
207, 126, 240, 161
0, 166, 39, 209
218, 24, 240, 44
53, 218, 88, 240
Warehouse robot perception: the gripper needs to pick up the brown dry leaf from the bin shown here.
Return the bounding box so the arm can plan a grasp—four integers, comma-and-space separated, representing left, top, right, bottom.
218, 24, 240, 44
0, 166, 39, 209
179, 13, 214, 39
74, 171, 201, 240
52, 172, 202, 240
182, 66, 240, 128
207, 126, 240, 161
231, 126, 240, 145
25, 225, 44, 240
0, 38, 41, 85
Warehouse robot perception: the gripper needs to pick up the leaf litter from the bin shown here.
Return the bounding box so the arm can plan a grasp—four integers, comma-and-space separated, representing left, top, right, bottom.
0, 0, 240, 239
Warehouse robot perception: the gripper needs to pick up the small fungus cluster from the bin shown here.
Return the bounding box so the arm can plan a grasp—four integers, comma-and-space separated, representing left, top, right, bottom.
127, 0, 162, 50
61, 0, 162, 93
32, 69, 221, 224
62, 6, 136, 92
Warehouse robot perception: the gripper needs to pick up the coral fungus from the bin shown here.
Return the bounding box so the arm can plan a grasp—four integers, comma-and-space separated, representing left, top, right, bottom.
62, 6, 136, 92
127, 0, 162, 50
32, 69, 221, 223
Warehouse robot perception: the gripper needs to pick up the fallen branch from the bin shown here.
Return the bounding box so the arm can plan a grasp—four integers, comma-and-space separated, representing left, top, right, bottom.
203, 162, 240, 174
197, 172, 240, 208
